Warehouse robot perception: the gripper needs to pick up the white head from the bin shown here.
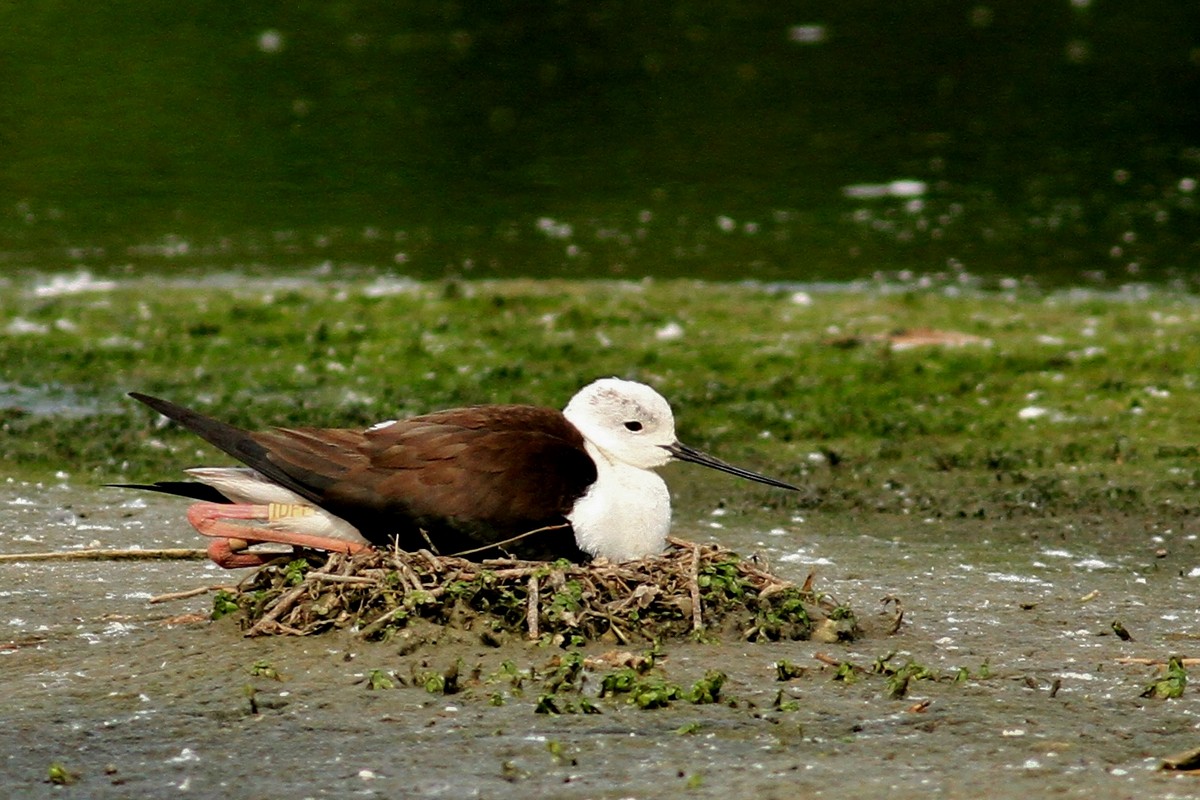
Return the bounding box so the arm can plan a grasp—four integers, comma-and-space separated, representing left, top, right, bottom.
562, 377, 799, 490
562, 377, 797, 562
562, 378, 676, 469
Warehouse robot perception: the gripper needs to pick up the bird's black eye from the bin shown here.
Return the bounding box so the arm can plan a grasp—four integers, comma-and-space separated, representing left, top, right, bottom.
624, 420, 643, 432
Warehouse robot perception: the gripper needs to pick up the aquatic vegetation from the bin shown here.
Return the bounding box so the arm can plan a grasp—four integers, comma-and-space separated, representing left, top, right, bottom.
1141, 656, 1188, 700
4, 277, 1200, 534
281, 558, 310, 587
599, 669, 681, 709
809, 650, 1014, 701
686, 670, 727, 704
210, 590, 239, 620
534, 693, 601, 715
46, 763, 79, 786
775, 660, 806, 681
541, 651, 585, 693
772, 689, 801, 712
417, 670, 447, 694
877, 660, 936, 700
596, 667, 725, 709
366, 669, 395, 691
247, 659, 282, 681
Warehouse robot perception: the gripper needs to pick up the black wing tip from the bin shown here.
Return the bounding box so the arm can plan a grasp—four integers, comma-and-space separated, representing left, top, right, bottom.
128, 391, 171, 410
105, 481, 230, 503
128, 392, 205, 425
104, 481, 174, 494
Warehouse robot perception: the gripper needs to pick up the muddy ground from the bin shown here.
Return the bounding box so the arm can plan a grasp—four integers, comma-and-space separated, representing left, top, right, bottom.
4, 481, 1200, 799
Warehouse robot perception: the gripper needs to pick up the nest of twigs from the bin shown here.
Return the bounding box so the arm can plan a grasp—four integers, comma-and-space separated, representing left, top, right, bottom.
216, 537, 858, 644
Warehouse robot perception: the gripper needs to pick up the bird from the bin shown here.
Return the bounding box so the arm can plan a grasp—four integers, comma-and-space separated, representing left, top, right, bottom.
116, 378, 798, 567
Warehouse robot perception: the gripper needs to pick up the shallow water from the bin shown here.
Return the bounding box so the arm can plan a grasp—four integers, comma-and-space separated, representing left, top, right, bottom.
4, 482, 1200, 799
4, 7, 1196, 287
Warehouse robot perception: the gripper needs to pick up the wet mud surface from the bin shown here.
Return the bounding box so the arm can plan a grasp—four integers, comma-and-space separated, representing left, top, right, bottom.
4, 482, 1200, 798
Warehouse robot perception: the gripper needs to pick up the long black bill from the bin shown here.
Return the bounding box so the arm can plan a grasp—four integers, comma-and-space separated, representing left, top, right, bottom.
664, 442, 799, 491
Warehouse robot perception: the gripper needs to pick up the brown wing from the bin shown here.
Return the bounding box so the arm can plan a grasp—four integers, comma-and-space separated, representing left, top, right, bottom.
254, 408, 597, 544
130, 394, 596, 558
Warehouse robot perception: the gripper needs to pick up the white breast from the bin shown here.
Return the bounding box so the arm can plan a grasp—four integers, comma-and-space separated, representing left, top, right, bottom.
566, 443, 671, 562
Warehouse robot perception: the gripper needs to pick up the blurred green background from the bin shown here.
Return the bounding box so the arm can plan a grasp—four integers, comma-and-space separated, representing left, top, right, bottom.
1, 1, 1197, 284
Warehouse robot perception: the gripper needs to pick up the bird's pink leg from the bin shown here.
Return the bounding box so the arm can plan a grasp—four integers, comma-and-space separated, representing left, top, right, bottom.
205, 538, 278, 569
186, 502, 370, 569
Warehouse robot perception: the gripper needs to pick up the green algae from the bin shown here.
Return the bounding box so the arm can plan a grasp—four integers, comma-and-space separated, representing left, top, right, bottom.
1140, 656, 1188, 700
4, 276, 1200, 528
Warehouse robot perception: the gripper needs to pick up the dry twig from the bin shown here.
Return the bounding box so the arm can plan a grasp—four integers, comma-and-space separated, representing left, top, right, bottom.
149, 585, 233, 604
688, 543, 703, 632
526, 575, 540, 641
0, 548, 208, 563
